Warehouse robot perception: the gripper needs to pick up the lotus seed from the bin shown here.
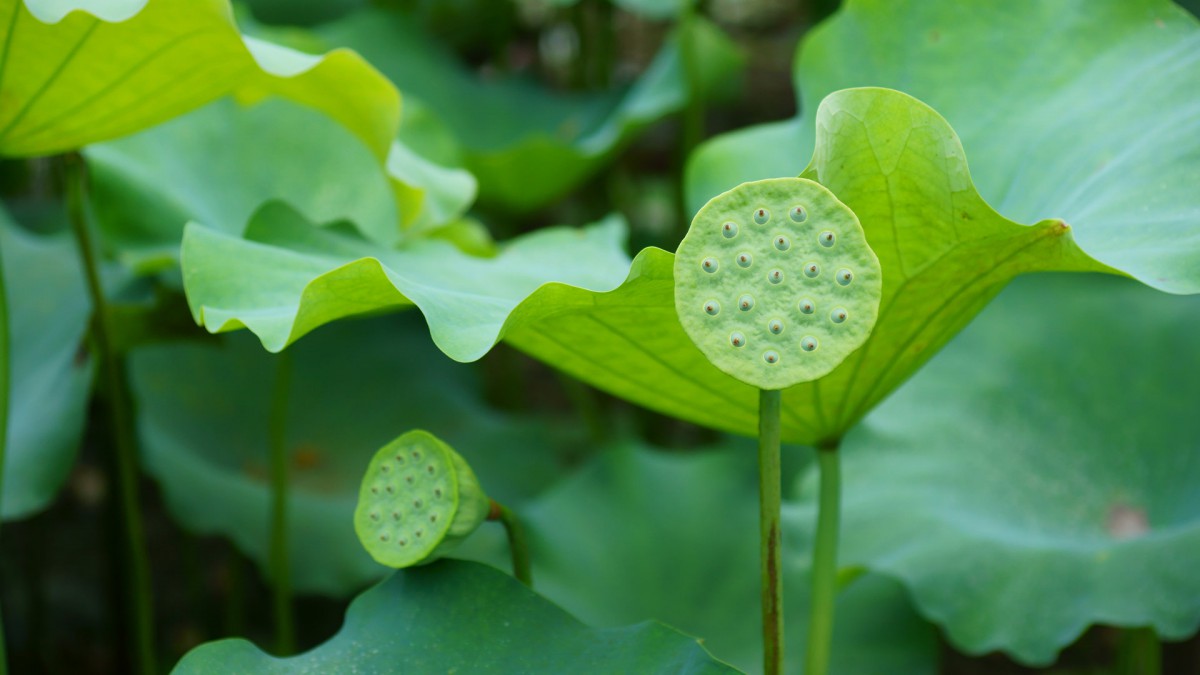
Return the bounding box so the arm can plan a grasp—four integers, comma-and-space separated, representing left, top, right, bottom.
798, 299, 815, 314
754, 208, 770, 224
411, 451, 421, 460
801, 336, 818, 352
430, 514, 438, 523
426, 465, 435, 475
804, 263, 820, 278
790, 205, 808, 223
837, 268, 854, 285
819, 231, 835, 247
385, 485, 394, 494
415, 530, 424, 538
702, 257, 718, 273
405, 475, 414, 484
371, 486, 379, 495
370, 511, 380, 521
722, 221, 738, 238
380, 533, 390, 542
704, 300, 720, 316
737, 252, 752, 268
763, 350, 780, 364
380, 464, 390, 473
768, 269, 784, 284
413, 499, 423, 508
399, 539, 407, 547
434, 488, 443, 498
773, 235, 790, 251
768, 319, 783, 335
831, 308, 847, 324
738, 295, 755, 311
395, 455, 405, 463
392, 511, 401, 520
730, 332, 746, 348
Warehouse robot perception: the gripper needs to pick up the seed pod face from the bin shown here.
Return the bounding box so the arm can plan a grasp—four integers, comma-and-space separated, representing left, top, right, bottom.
674, 177, 882, 390
354, 430, 489, 568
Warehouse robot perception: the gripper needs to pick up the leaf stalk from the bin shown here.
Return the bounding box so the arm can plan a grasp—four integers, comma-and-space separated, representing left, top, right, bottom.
804, 441, 841, 675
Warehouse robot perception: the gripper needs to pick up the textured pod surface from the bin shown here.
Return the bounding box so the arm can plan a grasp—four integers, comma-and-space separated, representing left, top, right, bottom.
674, 177, 881, 389
355, 430, 489, 568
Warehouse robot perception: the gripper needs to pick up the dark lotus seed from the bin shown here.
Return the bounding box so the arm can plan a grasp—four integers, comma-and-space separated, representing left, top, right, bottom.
738, 294, 755, 311
774, 235, 790, 251
790, 205, 808, 223
379, 533, 389, 542
768, 269, 784, 284
434, 488, 443, 498
837, 268, 854, 286
804, 263, 820, 278
399, 539, 408, 547
819, 231, 835, 247
392, 511, 401, 520
380, 464, 390, 473
754, 208, 770, 224
768, 319, 783, 335
730, 332, 746, 348
704, 300, 720, 316
831, 308, 847, 324
405, 475, 414, 484
395, 455, 405, 463
798, 299, 815, 314
415, 530, 424, 538
430, 514, 438, 523
763, 350, 780, 364
737, 252, 752, 268
801, 336, 818, 352
371, 486, 379, 494
370, 511, 380, 521
722, 221, 738, 238
413, 499, 422, 508
412, 451, 421, 460
426, 465, 435, 475
702, 257, 718, 273
385, 485, 394, 494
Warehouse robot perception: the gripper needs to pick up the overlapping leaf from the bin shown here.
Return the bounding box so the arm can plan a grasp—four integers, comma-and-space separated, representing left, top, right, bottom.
174, 560, 736, 674
0, 209, 91, 519
826, 274, 1200, 664
128, 313, 592, 596
688, 0, 1200, 294
318, 8, 743, 211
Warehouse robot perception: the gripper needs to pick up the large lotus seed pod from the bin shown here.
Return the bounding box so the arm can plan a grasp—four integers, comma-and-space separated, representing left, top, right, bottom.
674, 178, 882, 390
354, 430, 490, 568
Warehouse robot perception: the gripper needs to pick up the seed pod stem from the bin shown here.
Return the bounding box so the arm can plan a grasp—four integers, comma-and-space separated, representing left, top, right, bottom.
757, 389, 784, 675
489, 499, 533, 588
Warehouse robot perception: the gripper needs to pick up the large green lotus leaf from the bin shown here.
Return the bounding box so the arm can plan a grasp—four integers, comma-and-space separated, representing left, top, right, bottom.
182, 202, 633, 359
173, 559, 736, 674
84, 96, 474, 267
827, 274, 1200, 665
496, 442, 939, 675
0, 0, 397, 161
687, 0, 1200, 294
505, 88, 1105, 444
318, 8, 743, 211
0, 208, 91, 519
128, 312, 591, 596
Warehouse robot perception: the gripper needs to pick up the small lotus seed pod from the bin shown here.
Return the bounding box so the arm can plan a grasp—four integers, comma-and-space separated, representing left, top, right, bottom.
354, 430, 489, 568
673, 177, 882, 389
722, 222, 738, 238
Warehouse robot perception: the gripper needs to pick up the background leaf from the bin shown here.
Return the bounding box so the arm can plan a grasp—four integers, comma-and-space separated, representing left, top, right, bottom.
0, 208, 91, 519
129, 313, 592, 596
174, 559, 737, 674
687, 0, 1200, 293
826, 274, 1200, 664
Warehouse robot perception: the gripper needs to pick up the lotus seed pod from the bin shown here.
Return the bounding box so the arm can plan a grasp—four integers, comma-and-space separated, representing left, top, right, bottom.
354, 430, 490, 568
673, 177, 883, 389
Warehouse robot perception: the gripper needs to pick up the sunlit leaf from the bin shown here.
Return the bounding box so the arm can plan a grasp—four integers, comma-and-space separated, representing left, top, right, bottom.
174, 560, 736, 674
825, 274, 1200, 664
128, 313, 592, 595
181, 202, 633, 360
0, 208, 91, 519
318, 8, 743, 211
687, 0, 1200, 293
506, 88, 1105, 444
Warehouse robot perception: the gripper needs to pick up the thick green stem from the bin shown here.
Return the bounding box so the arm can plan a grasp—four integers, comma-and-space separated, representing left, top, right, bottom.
489, 499, 532, 587
805, 444, 841, 675
757, 389, 783, 675
66, 155, 156, 675
679, 2, 705, 157
1118, 626, 1161, 675
0, 211, 10, 675
268, 350, 294, 655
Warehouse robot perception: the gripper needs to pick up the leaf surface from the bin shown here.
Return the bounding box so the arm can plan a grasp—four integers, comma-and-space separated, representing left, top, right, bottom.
827, 274, 1200, 664
173, 559, 736, 674
0, 209, 91, 519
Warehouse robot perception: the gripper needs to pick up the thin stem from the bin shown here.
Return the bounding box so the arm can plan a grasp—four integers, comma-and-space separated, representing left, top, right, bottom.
1118, 626, 1161, 675
757, 389, 784, 675
268, 350, 294, 655
679, 2, 705, 157
65, 154, 156, 675
805, 443, 841, 675
0, 213, 10, 675
488, 499, 532, 587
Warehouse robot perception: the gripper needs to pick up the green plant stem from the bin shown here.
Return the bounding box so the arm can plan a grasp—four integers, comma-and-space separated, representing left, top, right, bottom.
757, 389, 783, 675
488, 499, 532, 587
1118, 627, 1161, 675
805, 443, 841, 675
65, 155, 156, 675
268, 350, 295, 655
0, 218, 10, 675
679, 2, 705, 158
